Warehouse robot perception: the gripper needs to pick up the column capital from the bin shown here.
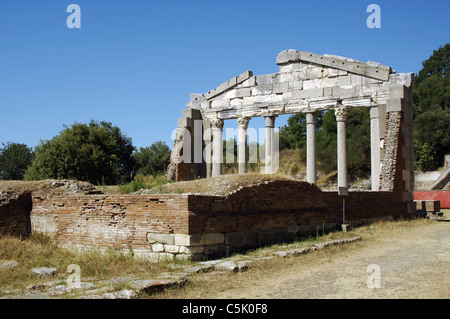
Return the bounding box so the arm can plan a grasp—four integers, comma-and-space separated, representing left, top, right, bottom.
264, 115, 277, 128
335, 107, 348, 122
211, 118, 224, 130
237, 117, 250, 129
306, 112, 317, 124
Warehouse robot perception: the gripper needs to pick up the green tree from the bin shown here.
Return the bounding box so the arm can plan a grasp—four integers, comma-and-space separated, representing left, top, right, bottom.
25, 120, 135, 185
279, 113, 324, 150
414, 105, 450, 171
133, 141, 171, 177
413, 43, 450, 170
316, 108, 371, 180
0, 142, 34, 180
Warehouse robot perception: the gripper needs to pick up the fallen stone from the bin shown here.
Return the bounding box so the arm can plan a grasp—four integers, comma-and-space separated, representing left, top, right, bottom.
31, 267, 58, 277
182, 265, 214, 274
102, 289, 137, 299
198, 260, 222, 267
237, 261, 248, 271
129, 277, 188, 294
67, 282, 96, 292
0, 260, 19, 269
215, 261, 239, 272
0, 293, 56, 299
26, 280, 63, 293
314, 237, 361, 249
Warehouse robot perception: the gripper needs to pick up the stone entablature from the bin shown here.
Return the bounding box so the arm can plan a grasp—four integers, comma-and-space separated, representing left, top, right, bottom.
185, 50, 412, 121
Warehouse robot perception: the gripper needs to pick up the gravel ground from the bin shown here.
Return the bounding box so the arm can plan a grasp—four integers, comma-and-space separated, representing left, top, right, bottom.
215, 218, 450, 299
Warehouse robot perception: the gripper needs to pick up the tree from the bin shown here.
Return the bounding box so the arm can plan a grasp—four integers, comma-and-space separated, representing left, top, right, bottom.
414, 105, 450, 171
0, 142, 34, 180
25, 120, 135, 185
316, 108, 371, 180
413, 43, 450, 170
133, 141, 171, 177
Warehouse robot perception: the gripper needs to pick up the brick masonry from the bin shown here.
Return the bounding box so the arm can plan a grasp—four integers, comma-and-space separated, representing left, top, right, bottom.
0, 191, 32, 236
30, 181, 410, 260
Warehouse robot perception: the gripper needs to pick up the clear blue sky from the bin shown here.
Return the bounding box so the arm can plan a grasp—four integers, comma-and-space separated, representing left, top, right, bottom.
1, 0, 449, 150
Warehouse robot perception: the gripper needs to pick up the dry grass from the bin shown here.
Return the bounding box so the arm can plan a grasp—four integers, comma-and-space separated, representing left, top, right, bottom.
0, 231, 181, 293
148, 173, 297, 196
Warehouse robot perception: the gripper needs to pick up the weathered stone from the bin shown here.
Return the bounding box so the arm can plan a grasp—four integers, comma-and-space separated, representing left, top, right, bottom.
31, 267, 58, 277
102, 289, 137, 299
129, 277, 188, 294
215, 261, 239, 272
0, 260, 19, 269
146, 233, 175, 245
237, 261, 248, 271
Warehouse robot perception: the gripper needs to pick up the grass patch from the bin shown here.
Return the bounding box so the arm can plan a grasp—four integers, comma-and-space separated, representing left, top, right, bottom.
0, 231, 193, 294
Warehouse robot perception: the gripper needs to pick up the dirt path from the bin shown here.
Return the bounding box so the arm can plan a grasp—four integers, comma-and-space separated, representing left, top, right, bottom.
216, 220, 450, 299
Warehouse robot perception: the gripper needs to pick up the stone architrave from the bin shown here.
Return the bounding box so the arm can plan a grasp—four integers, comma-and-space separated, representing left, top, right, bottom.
211, 118, 224, 177
237, 117, 250, 174
335, 107, 348, 189
306, 112, 317, 184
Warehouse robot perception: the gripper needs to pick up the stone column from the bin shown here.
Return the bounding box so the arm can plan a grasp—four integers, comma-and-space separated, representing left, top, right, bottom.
237, 117, 250, 174
264, 115, 276, 174
306, 112, 317, 184
370, 106, 381, 191
211, 118, 224, 177
335, 107, 348, 189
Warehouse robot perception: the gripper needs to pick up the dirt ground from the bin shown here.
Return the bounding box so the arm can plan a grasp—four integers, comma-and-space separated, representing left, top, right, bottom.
213, 217, 450, 299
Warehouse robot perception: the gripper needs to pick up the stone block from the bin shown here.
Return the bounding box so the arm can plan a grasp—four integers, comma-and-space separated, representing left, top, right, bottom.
252, 85, 273, 95
293, 88, 324, 99
147, 233, 175, 245
203, 245, 227, 255
237, 70, 253, 83
211, 99, 230, 109
238, 76, 256, 88
174, 234, 202, 247
201, 233, 224, 245
179, 246, 205, 254
336, 76, 351, 86
333, 86, 356, 98
230, 98, 243, 107
256, 73, 279, 86
225, 232, 245, 246
259, 229, 274, 245
235, 88, 252, 98
276, 49, 301, 65
303, 79, 322, 90
244, 230, 260, 248
289, 81, 303, 91
164, 245, 180, 253
151, 244, 165, 252
273, 82, 289, 94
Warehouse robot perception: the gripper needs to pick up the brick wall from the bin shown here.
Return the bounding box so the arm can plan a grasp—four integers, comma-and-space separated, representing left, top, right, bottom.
30, 181, 410, 260
0, 192, 32, 236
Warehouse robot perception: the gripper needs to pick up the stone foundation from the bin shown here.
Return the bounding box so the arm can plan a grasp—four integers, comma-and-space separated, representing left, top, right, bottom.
30, 180, 410, 260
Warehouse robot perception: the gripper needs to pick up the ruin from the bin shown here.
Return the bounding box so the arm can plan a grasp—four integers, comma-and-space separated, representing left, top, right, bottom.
166, 49, 415, 200
1, 50, 417, 261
